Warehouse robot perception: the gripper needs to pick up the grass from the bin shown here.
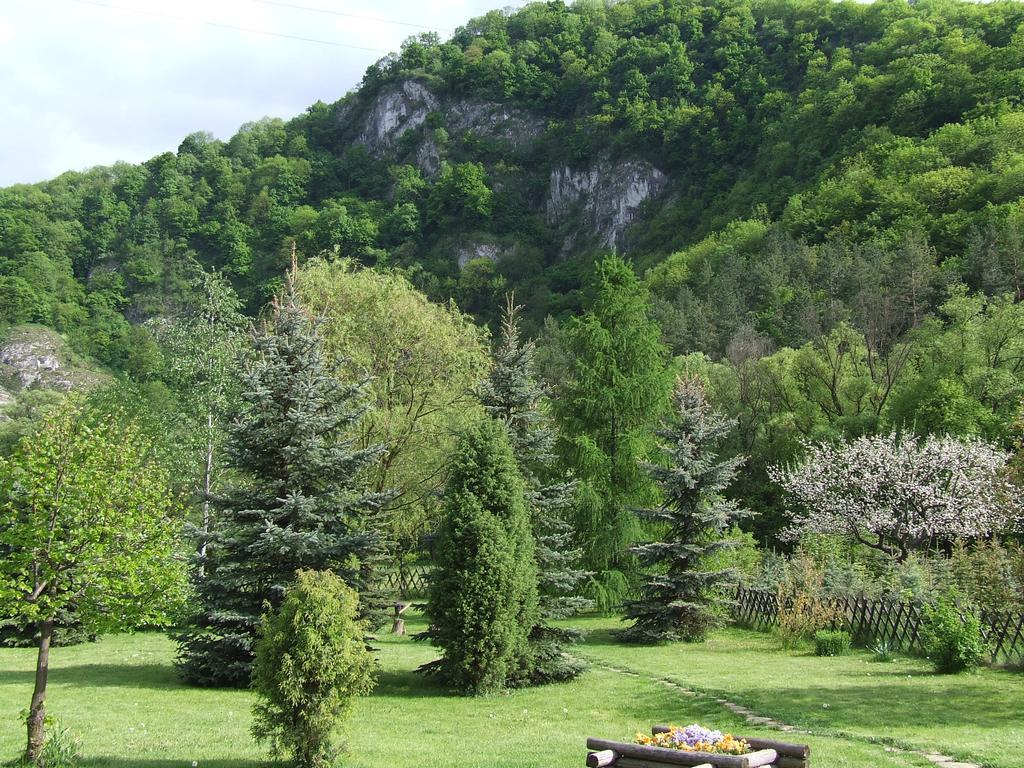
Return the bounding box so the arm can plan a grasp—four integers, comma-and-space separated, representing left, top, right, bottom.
0, 613, 953, 767
575, 616, 1024, 768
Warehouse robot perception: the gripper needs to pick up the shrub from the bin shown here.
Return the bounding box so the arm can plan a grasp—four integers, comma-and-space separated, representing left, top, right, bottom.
251, 570, 376, 768
814, 629, 852, 657
775, 556, 842, 649
919, 591, 987, 674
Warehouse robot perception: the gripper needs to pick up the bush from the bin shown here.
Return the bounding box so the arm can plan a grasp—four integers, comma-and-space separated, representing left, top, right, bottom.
775, 556, 842, 649
251, 570, 376, 768
814, 629, 852, 657
920, 591, 987, 674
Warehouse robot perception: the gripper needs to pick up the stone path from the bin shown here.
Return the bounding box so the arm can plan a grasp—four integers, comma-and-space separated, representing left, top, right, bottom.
592, 660, 982, 768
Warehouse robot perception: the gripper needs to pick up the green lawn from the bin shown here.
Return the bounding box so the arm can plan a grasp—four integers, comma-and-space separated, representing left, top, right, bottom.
575, 616, 1024, 768
0, 614, 954, 767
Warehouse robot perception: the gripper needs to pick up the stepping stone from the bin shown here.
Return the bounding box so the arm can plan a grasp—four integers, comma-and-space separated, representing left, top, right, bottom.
938, 763, 980, 768
777, 725, 796, 732
923, 756, 956, 764
746, 716, 775, 725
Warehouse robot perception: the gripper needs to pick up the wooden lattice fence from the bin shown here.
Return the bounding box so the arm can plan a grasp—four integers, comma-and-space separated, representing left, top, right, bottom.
379, 565, 431, 597
734, 585, 1024, 667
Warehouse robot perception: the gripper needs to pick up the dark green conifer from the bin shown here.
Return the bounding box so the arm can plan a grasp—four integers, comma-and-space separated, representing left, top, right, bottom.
479, 296, 590, 683
553, 255, 670, 611
619, 376, 751, 644
175, 268, 386, 687
421, 418, 538, 694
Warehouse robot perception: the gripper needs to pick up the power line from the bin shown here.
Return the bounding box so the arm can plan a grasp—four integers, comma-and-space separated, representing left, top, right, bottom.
252, 0, 453, 34
63, 0, 394, 54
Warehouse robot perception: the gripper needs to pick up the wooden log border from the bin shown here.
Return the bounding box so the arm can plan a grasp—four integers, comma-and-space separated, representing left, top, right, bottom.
586, 738, 778, 768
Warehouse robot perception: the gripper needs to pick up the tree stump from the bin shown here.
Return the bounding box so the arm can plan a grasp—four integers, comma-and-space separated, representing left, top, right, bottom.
391, 601, 409, 635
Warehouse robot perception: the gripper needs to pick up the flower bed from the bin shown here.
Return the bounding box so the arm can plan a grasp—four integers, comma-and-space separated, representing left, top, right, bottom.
636, 724, 750, 755
585, 724, 810, 768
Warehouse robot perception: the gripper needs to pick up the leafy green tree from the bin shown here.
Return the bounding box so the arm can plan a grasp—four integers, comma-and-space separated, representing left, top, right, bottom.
175, 272, 386, 687
148, 263, 247, 562
0, 398, 187, 763
251, 569, 376, 768
427, 162, 492, 228
620, 376, 751, 644
423, 418, 538, 693
553, 255, 670, 610
295, 258, 489, 582
479, 297, 589, 682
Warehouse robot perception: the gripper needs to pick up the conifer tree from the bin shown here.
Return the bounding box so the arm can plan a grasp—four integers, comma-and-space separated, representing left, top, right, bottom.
175, 267, 386, 687
479, 296, 590, 683
422, 418, 538, 694
552, 255, 670, 611
619, 376, 751, 643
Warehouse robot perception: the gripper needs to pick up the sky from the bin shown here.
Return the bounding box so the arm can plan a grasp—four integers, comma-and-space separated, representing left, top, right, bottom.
0, 0, 508, 187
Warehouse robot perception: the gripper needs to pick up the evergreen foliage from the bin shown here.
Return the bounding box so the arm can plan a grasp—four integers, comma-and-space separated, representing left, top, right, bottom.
422, 419, 538, 694
620, 377, 750, 644
174, 270, 386, 688
251, 569, 376, 768
479, 296, 589, 683
553, 255, 670, 611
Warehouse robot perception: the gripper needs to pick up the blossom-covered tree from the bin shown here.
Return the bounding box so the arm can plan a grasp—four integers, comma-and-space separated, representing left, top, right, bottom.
771, 433, 1021, 561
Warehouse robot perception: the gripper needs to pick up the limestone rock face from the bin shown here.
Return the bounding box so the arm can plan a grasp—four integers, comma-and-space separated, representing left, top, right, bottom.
355, 79, 544, 176
0, 326, 108, 393
357, 80, 439, 154
349, 79, 668, 257
456, 242, 505, 269
546, 158, 668, 253
445, 98, 545, 149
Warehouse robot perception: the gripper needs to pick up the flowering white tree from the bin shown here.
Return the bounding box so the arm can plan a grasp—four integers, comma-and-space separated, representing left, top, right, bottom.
771, 433, 1021, 561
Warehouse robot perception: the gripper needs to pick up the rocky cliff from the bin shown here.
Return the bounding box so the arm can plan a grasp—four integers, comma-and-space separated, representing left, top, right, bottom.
343, 78, 669, 262
0, 326, 109, 400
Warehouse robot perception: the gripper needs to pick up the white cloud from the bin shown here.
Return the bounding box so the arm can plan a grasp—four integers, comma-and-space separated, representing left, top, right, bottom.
0, 0, 512, 186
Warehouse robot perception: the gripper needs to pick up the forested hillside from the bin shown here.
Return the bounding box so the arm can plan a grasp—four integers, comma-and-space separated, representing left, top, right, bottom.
4, 0, 1024, 539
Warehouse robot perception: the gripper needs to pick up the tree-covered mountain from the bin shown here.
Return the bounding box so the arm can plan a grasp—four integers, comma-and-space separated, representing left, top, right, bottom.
3, 0, 1024, 387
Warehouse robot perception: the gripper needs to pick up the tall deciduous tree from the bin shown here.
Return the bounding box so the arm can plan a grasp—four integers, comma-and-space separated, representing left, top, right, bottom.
620, 377, 751, 643
148, 263, 247, 562
0, 398, 186, 763
294, 258, 488, 585
422, 419, 538, 694
772, 432, 1021, 561
175, 270, 386, 687
479, 296, 590, 682
552, 255, 670, 610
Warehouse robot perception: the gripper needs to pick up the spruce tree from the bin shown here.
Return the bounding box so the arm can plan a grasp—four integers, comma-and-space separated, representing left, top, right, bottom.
478, 296, 590, 683
552, 255, 670, 611
421, 418, 538, 694
619, 376, 751, 644
175, 271, 386, 687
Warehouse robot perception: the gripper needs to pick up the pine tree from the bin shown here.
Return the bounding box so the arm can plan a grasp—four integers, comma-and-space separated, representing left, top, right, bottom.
175, 269, 387, 687
478, 296, 590, 683
552, 255, 670, 612
421, 419, 538, 694
619, 376, 751, 644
